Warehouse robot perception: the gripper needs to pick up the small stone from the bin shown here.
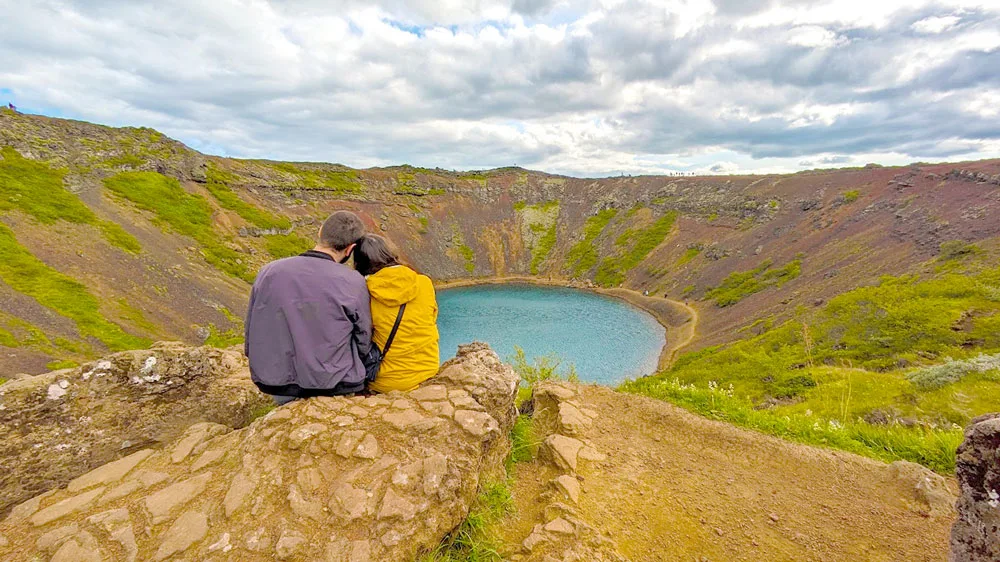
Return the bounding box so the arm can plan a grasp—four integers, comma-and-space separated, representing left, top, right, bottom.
336, 430, 366, 458
68, 449, 152, 492
288, 484, 324, 521
354, 434, 380, 459
153, 510, 208, 561
579, 445, 607, 462
420, 400, 455, 418
31, 487, 106, 526
276, 530, 308, 559
522, 528, 550, 552
224, 472, 256, 518
332, 416, 355, 427
297, 467, 325, 493
208, 532, 232, 553
137, 471, 169, 488
51, 535, 102, 562
36, 524, 79, 552
171, 427, 208, 463
543, 435, 584, 472
348, 406, 370, 418
553, 474, 581, 504
330, 483, 370, 521
769, 513, 780, 523
6, 490, 55, 523
378, 488, 417, 521
383, 409, 426, 430
409, 384, 448, 401
191, 448, 226, 472
543, 517, 575, 535
450, 394, 482, 410
454, 409, 498, 437
423, 454, 448, 496
715, 527, 725, 536
288, 423, 329, 449
47, 382, 68, 400
99, 480, 143, 506
390, 399, 412, 409
245, 526, 272, 552
144, 472, 213, 523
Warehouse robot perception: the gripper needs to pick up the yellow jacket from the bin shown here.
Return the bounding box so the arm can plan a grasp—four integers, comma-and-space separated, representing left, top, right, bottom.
366, 265, 440, 393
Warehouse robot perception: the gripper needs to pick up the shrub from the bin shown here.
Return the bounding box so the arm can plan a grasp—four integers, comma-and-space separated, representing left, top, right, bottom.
907, 353, 1000, 390
939, 240, 980, 261
509, 346, 579, 385
842, 190, 860, 203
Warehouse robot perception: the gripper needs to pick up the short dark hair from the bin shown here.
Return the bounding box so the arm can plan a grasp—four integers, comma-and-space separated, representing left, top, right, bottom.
319, 211, 366, 251
354, 234, 399, 276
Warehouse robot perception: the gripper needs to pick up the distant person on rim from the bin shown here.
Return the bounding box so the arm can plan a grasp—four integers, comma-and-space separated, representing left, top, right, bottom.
245, 211, 372, 404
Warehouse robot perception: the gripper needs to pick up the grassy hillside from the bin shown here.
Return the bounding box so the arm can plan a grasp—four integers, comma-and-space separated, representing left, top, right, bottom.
623, 247, 1000, 472
1, 108, 1000, 390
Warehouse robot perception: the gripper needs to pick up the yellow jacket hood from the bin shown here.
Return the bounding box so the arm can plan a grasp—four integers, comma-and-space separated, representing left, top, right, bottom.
366, 266, 421, 306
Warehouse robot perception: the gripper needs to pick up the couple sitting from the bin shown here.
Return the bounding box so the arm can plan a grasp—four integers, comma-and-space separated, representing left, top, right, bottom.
244, 211, 439, 403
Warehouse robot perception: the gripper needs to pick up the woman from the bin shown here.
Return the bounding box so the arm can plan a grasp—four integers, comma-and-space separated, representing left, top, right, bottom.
353, 234, 440, 393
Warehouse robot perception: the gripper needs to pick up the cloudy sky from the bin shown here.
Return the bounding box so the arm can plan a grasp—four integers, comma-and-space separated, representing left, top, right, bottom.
1, 0, 999, 176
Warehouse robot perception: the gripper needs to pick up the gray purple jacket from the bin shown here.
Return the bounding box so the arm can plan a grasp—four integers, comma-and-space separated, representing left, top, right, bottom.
245, 250, 373, 397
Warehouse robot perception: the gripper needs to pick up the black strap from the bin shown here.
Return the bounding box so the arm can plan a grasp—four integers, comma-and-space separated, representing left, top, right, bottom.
382, 303, 406, 355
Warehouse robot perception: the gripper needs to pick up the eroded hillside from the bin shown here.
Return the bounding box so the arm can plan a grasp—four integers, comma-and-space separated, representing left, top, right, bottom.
1, 108, 1000, 374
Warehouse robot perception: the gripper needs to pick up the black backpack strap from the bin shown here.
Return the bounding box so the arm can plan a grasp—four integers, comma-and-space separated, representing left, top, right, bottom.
382, 303, 407, 355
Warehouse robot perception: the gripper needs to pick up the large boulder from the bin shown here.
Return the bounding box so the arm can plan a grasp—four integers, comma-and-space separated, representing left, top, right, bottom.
0, 342, 272, 516
0, 342, 519, 561
951, 413, 1000, 562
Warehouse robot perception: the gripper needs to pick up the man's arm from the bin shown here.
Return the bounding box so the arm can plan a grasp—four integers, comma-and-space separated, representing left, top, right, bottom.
350, 279, 373, 357
244, 284, 256, 357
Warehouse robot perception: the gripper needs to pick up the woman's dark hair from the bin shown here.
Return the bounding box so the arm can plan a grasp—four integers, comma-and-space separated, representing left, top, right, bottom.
354, 234, 400, 276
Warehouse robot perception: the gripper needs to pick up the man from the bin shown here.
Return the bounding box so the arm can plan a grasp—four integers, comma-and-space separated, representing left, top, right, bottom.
245, 210, 372, 404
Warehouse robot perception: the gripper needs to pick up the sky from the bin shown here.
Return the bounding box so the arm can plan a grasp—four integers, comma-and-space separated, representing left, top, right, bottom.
1, 0, 999, 177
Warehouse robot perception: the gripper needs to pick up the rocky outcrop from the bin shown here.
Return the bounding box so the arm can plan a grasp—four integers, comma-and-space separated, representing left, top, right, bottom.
951, 413, 1000, 562
0, 342, 272, 516
516, 381, 627, 562
0, 342, 519, 561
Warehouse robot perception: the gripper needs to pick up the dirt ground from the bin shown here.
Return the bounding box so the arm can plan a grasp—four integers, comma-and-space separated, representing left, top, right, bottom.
505, 384, 956, 561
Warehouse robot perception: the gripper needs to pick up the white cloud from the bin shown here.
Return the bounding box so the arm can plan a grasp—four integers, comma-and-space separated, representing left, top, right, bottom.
0, 0, 998, 177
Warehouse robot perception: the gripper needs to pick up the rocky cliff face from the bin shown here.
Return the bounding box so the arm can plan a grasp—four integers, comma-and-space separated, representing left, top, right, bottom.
0, 343, 270, 516
0, 342, 519, 561
2, 110, 1000, 373
951, 413, 1000, 562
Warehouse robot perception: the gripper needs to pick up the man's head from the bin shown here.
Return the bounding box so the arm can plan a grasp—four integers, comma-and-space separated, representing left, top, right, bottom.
317, 211, 366, 262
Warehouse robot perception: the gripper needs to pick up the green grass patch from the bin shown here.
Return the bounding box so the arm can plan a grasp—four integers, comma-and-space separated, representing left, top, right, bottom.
530, 222, 557, 275
46, 359, 78, 371
595, 211, 678, 287
205, 164, 290, 230
0, 223, 149, 351
705, 258, 801, 306
265, 162, 363, 195
264, 233, 312, 259
417, 479, 513, 562
565, 208, 618, 276
0, 147, 141, 253
103, 171, 252, 281
842, 189, 860, 203
620, 376, 963, 473
677, 245, 702, 266
458, 244, 475, 274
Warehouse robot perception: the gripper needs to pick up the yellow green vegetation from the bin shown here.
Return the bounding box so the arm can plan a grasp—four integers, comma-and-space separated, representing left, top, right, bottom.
595, 210, 678, 287
395, 171, 446, 195
564, 208, 618, 276
704, 257, 802, 306
623, 258, 1000, 473
103, 171, 252, 282
263, 161, 363, 194
417, 480, 514, 561
78, 128, 178, 171
676, 244, 702, 266
46, 359, 78, 370
516, 201, 560, 275
0, 147, 141, 253
842, 189, 860, 203
205, 164, 291, 230
0, 223, 150, 352
264, 233, 313, 259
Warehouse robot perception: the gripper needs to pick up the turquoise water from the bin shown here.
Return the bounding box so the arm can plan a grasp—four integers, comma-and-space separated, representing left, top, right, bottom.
437, 284, 665, 385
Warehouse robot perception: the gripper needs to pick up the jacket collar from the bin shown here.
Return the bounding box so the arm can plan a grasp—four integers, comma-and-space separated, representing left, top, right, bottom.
300, 249, 337, 262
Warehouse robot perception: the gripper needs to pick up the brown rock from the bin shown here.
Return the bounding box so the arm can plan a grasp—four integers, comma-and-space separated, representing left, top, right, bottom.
951, 414, 1000, 561
154, 510, 208, 561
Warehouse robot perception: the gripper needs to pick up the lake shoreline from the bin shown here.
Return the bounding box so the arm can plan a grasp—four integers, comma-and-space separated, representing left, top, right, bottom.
434, 276, 697, 374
